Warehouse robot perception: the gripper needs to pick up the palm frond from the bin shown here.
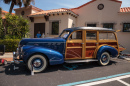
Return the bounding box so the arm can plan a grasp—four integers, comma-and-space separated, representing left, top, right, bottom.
3, 0, 12, 4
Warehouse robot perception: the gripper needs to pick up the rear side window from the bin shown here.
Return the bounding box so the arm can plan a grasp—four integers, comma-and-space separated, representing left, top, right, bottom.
99, 32, 116, 40
86, 31, 97, 40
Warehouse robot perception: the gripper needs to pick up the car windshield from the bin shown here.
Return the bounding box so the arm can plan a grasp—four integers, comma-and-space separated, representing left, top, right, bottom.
59, 30, 70, 38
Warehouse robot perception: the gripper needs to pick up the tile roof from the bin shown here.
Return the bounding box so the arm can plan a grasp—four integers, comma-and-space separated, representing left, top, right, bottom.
31, 5, 43, 12
2, 10, 14, 14
29, 8, 78, 17
120, 7, 130, 13
1, 10, 14, 19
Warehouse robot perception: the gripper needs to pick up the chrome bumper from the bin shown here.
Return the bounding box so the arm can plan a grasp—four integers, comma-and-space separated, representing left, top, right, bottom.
13, 52, 20, 64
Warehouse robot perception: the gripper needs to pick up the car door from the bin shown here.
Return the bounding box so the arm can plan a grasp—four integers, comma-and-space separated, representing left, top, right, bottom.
65, 30, 84, 59
85, 31, 97, 58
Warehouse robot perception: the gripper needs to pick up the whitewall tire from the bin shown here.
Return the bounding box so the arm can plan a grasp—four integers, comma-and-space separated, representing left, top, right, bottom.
98, 52, 110, 66
27, 54, 48, 72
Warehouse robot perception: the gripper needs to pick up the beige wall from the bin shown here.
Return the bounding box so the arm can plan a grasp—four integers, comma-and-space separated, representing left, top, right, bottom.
68, 15, 76, 28
15, 8, 31, 19
117, 13, 130, 52
73, 0, 121, 27
29, 14, 70, 38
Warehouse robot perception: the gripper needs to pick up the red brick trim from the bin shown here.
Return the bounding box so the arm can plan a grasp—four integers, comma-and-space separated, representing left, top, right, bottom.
71, 0, 96, 10
110, 0, 122, 3
71, 0, 122, 10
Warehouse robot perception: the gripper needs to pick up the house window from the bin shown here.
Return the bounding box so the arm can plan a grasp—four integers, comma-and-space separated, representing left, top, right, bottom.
52, 21, 59, 35
87, 24, 96, 27
103, 23, 113, 29
123, 23, 130, 32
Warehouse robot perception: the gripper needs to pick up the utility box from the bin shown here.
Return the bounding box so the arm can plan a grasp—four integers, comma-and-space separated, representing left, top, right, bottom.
0, 45, 5, 55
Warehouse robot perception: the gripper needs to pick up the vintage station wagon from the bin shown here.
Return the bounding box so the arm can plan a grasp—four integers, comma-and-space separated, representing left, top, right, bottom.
13, 27, 122, 72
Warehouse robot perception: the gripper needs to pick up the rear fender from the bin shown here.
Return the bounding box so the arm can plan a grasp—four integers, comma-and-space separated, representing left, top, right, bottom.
96, 45, 118, 60
23, 46, 64, 65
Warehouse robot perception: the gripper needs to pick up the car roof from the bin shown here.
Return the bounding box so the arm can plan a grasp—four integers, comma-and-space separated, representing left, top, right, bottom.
64, 27, 115, 32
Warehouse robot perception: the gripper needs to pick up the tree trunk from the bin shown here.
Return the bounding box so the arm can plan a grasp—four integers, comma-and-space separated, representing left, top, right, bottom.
0, 7, 2, 15
9, 2, 14, 14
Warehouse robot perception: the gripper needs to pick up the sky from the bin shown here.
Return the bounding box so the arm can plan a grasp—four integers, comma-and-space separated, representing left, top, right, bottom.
0, 0, 130, 13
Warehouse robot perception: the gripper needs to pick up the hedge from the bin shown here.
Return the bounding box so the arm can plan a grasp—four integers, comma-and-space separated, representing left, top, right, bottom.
0, 39, 20, 52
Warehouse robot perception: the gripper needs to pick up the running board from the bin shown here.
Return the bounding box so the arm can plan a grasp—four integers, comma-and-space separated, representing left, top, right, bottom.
65, 59, 98, 63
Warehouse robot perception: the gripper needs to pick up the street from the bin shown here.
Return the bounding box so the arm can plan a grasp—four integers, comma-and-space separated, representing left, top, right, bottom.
0, 58, 130, 86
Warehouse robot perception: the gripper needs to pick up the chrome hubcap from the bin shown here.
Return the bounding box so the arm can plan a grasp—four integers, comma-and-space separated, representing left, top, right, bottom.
102, 56, 107, 61
102, 55, 108, 62
33, 59, 42, 67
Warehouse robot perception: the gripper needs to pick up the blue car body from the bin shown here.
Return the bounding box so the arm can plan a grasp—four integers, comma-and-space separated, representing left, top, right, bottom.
20, 38, 66, 65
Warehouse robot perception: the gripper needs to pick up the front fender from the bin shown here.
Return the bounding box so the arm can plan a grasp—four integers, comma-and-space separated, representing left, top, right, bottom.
23, 46, 64, 65
97, 46, 118, 60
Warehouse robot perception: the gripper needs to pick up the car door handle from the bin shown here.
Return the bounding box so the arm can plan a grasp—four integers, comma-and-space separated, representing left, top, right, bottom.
81, 43, 84, 44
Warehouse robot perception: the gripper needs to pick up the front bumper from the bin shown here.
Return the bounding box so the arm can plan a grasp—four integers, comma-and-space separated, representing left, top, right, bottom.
13, 52, 20, 64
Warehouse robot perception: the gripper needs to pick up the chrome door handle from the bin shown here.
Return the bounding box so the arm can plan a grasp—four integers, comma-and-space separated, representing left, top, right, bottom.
81, 43, 84, 44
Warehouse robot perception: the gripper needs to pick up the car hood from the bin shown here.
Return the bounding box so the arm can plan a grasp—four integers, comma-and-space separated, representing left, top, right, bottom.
20, 37, 65, 46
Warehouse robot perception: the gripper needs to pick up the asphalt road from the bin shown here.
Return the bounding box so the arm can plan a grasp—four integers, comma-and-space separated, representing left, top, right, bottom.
0, 58, 130, 86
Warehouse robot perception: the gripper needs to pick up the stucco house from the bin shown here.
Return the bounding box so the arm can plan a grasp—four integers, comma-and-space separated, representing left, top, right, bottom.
14, 0, 130, 52
1, 10, 14, 19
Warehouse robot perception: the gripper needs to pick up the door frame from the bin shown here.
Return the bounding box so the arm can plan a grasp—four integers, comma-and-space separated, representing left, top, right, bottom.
65, 30, 85, 60
34, 23, 45, 38
85, 30, 98, 59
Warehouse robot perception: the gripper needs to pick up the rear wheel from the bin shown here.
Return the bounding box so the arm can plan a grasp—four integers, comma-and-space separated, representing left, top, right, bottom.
27, 54, 48, 72
98, 52, 110, 66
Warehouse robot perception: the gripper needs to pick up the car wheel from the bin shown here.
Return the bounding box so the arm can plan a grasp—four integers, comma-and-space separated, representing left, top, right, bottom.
98, 52, 110, 66
27, 54, 48, 72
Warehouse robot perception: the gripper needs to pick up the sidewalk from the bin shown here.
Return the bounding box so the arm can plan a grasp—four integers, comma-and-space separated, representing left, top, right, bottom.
0, 53, 13, 61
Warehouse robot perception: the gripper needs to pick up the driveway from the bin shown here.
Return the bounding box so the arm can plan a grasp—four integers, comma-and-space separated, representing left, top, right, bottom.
0, 58, 130, 86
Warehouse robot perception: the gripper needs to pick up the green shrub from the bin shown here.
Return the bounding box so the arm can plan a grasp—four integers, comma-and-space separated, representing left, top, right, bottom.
0, 39, 20, 52
0, 14, 30, 39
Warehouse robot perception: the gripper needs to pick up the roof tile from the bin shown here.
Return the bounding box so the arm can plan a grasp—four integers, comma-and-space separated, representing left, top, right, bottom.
120, 7, 130, 13
29, 8, 78, 16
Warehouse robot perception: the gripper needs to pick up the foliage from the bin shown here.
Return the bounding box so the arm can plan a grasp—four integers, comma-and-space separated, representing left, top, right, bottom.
3, 0, 35, 13
0, 14, 30, 39
0, 17, 4, 38
0, 39, 20, 52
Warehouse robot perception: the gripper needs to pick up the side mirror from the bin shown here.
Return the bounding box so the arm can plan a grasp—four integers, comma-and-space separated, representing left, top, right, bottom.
69, 38, 71, 40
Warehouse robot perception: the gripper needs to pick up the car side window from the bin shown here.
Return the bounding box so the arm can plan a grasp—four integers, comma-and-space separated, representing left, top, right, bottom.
99, 32, 116, 40
69, 31, 82, 40
86, 31, 97, 40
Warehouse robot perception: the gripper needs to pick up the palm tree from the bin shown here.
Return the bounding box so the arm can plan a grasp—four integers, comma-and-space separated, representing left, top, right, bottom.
3, 0, 35, 13
0, 7, 2, 15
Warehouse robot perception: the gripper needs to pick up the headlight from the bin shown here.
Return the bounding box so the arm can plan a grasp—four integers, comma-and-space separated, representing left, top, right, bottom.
21, 47, 23, 52
16, 48, 19, 54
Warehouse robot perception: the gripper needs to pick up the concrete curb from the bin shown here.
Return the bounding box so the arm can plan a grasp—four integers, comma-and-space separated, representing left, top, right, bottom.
0, 53, 13, 61
0, 53, 13, 58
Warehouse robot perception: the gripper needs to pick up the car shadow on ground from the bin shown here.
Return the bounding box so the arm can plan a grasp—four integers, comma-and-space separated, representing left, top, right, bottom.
0, 61, 117, 76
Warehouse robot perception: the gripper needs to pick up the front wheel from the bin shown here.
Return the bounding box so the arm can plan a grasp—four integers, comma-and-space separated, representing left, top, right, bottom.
27, 54, 48, 72
98, 52, 110, 66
